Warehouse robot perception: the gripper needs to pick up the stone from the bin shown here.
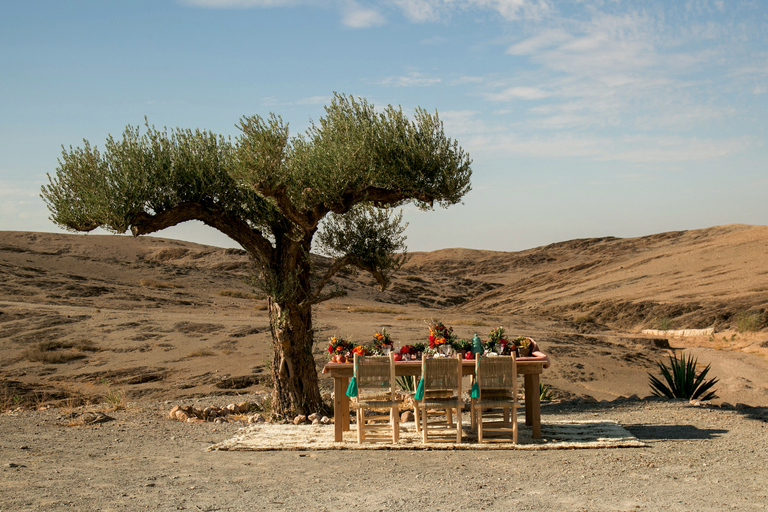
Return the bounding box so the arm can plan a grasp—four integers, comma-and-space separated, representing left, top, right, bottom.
400, 411, 414, 422
248, 413, 265, 424
320, 416, 331, 425
226, 404, 237, 414
169, 406, 181, 419
308, 413, 319, 422
78, 412, 114, 425
236, 402, 250, 414
312, 418, 320, 425
293, 415, 308, 425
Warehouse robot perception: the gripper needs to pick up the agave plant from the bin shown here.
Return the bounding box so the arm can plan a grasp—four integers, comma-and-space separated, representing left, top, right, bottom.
539, 382, 554, 401
648, 352, 719, 400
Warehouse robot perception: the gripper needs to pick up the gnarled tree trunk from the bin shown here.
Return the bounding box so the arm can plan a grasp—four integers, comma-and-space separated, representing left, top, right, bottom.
267, 298, 322, 417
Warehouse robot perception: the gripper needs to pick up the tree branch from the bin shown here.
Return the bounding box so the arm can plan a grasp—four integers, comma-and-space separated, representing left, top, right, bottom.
129, 202, 274, 262
304, 289, 348, 307
306, 255, 352, 305
254, 182, 316, 233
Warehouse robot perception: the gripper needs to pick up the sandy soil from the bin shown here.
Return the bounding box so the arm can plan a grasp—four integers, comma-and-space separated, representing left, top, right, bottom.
2, 227, 768, 510
2, 398, 767, 511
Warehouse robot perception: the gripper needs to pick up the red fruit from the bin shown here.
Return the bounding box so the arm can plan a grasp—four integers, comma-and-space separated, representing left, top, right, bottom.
338, 355, 346, 363
464, 352, 474, 360
393, 354, 402, 361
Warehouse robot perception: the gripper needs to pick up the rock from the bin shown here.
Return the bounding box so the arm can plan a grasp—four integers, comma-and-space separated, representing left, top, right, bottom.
719, 402, 734, 409
293, 415, 308, 425
312, 418, 320, 425
248, 413, 265, 424
175, 410, 191, 422
236, 402, 250, 414
400, 411, 414, 422
226, 404, 237, 414
735, 403, 750, 410
78, 412, 114, 425
308, 413, 319, 422
169, 406, 181, 419
320, 416, 331, 425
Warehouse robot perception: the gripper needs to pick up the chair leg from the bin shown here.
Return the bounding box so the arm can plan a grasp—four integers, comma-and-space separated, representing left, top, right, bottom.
392, 407, 399, 443
470, 399, 477, 431
455, 406, 462, 444
477, 406, 483, 443
414, 402, 421, 433
422, 405, 428, 443
512, 406, 518, 444
357, 409, 364, 444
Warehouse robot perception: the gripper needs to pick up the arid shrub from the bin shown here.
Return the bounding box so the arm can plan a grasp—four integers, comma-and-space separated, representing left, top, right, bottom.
735, 311, 764, 332
23, 339, 100, 364
219, 290, 261, 300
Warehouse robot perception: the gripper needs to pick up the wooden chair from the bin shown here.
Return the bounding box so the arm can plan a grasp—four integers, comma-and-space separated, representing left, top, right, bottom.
471, 354, 518, 443
348, 353, 401, 444
416, 354, 463, 444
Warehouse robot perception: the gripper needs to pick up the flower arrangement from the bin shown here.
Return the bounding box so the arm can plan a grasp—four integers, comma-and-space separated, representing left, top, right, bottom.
371, 329, 393, 354
327, 335, 353, 362
486, 326, 521, 355
352, 345, 372, 357
485, 326, 509, 354
426, 319, 456, 349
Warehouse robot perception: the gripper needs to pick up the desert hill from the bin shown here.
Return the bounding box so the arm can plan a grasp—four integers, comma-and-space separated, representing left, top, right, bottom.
1, 225, 767, 408
401, 224, 768, 331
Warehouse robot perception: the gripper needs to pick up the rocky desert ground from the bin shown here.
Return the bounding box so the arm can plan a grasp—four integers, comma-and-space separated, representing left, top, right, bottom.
2, 224, 768, 511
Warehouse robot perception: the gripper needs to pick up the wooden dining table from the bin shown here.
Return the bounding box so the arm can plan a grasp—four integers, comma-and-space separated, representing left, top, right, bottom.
321, 356, 548, 442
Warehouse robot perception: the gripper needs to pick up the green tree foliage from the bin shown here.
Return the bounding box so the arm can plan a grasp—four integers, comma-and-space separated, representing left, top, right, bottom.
41, 93, 472, 417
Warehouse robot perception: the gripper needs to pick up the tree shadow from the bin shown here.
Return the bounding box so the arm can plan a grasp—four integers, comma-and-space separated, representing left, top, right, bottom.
624, 424, 728, 441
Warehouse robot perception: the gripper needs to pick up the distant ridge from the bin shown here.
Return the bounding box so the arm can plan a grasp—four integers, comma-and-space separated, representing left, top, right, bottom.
2, 224, 766, 331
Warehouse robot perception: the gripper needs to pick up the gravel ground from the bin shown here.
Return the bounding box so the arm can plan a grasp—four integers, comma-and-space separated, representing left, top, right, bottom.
2, 397, 767, 511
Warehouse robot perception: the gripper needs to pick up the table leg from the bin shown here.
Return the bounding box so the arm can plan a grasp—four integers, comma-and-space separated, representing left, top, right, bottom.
333, 377, 346, 443
524, 374, 541, 439
333, 376, 348, 442
341, 377, 350, 433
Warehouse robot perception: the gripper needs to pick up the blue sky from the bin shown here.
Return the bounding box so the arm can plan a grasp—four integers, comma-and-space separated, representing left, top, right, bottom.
2, 0, 766, 252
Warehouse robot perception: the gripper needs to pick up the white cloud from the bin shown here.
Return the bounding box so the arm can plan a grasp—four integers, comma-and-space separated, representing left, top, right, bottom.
392, 0, 442, 23
486, 86, 550, 101
377, 72, 442, 87
341, 1, 386, 28
295, 95, 332, 105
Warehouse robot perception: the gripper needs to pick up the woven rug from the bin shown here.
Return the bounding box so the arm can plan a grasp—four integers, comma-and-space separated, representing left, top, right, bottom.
208, 420, 646, 451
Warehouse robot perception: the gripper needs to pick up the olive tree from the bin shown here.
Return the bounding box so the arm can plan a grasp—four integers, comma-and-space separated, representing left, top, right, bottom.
42, 94, 472, 417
